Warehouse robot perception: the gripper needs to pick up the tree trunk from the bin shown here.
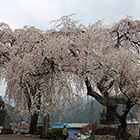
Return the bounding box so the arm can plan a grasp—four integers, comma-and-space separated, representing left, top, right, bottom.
106, 106, 118, 124
117, 117, 128, 140
28, 85, 41, 134
29, 113, 39, 134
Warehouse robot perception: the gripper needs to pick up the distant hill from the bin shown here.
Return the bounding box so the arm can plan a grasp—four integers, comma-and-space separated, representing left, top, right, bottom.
5, 104, 29, 123
6, 98, 101, 124
5, 97, 137, 124
51, 98, 102, 124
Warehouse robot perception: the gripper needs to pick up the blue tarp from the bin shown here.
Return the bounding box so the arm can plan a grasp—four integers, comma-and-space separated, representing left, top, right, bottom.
51, 124, 71, 129
51, 124, 81, 138
67, 129, 80, 138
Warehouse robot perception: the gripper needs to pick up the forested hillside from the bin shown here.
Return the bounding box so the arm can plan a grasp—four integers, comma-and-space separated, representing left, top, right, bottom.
51, 99, 101, 123
7, 98, 137, 124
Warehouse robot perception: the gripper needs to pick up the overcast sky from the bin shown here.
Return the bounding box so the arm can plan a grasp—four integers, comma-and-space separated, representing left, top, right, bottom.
1, 0, 140, 96
1, 0, 140, 30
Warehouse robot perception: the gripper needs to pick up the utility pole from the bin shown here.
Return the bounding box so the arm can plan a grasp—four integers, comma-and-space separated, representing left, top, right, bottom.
43, 114, 50, 137
47, 114, 50, 129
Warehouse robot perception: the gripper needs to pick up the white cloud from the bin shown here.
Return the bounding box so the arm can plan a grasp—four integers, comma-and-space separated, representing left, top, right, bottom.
0, 0, 62, 29
19, 0, 62, 21
0, 0, 140, 30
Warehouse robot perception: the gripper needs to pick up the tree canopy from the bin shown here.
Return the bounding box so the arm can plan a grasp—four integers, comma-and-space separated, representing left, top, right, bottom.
1, 15, 140, 138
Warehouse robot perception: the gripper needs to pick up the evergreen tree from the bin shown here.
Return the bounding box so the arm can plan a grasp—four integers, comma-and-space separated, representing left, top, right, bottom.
0, 96, 6, 126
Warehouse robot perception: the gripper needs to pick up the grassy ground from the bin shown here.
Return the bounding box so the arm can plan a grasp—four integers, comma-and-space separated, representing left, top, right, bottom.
0, 134, 47, 140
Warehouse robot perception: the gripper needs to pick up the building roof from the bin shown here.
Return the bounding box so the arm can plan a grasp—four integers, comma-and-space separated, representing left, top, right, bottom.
51, 124, 71, 129
68, 123, 89, 128
126, 120, 138, 125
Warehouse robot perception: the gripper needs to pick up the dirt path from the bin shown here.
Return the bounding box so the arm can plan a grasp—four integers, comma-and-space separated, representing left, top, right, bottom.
0, 134, 47, 140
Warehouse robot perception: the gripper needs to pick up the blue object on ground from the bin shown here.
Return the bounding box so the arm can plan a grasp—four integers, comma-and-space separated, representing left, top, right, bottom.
67, 129, 80, 138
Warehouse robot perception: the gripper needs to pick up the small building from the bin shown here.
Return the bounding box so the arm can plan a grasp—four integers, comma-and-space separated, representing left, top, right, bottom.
126, 120, 139, 138
68, 123, 89, 138
51, 124, 71, 129
48, 124, 70, 139
50, 123, 89, 139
